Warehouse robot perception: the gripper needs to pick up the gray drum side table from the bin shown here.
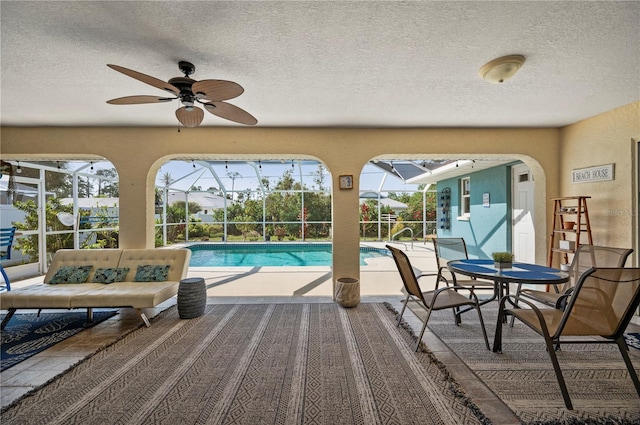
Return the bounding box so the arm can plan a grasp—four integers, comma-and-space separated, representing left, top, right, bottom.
177, 277, 206, 319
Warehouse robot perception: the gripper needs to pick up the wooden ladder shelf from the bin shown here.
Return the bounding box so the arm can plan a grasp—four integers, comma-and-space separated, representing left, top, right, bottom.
547, 196, 593, 267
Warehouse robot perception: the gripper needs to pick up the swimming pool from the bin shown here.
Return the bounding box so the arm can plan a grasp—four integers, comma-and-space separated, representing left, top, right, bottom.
187, 243, 389, 267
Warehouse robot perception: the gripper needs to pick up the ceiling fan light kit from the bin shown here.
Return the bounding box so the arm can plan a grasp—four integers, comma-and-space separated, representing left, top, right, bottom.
106, 61, 257, 126
479, 54, 526, 84
176, 106, 204, 127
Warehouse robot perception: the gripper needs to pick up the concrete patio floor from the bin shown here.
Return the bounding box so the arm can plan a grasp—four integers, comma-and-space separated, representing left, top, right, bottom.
1, 242, 637, 424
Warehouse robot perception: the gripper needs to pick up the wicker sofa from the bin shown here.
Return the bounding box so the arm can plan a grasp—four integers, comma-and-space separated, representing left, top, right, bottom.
0, 248, 191, 329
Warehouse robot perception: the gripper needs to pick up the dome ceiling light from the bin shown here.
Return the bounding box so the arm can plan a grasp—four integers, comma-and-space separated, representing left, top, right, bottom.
479, 55, 526, 84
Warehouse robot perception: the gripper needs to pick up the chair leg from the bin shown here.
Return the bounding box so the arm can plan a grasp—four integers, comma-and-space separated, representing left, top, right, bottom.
397, 295, 410, 327
474, 304, 490, 350
452, 306, 462, 325
509, 284, 523, 327
415, 309, 433, 352
543, 335, 573, 409
616, 336, 640, 398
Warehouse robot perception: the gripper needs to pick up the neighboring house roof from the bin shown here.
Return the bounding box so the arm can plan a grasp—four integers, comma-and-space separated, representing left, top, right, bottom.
379, 198, 408, 211
359, 193, 408, 211
166, 192, 226, 210
60, 198, 119, 208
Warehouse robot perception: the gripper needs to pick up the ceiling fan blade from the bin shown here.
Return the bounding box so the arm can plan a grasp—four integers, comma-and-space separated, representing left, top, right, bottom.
107, 64, 180, 95
203, 102, 257, 125
176, 106, 204, 127
107, 95, 176, 105
192, 79, 244, 101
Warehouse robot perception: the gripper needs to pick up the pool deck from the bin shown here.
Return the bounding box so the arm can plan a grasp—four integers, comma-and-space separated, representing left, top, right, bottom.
185, 241, 436, 300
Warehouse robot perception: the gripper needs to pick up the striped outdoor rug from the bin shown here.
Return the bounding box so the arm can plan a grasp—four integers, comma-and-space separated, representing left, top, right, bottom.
406, 301, 640, 424
1, 303, 490, 424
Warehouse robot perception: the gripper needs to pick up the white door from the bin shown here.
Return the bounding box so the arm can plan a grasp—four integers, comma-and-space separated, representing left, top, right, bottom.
512, 163, 535, 263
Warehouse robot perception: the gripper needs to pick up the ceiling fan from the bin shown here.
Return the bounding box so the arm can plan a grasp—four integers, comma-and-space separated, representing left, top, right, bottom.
106, 61, 257, 127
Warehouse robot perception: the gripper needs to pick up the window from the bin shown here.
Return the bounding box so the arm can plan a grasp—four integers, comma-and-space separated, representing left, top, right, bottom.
460, 177, 470, 217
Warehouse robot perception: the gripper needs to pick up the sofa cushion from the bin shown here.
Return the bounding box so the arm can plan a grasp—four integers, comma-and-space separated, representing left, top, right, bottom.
45, 249, 122, 283
133, 264, 170, 282
119, 249, 191, 282
49, 265, 93, 284
93, 267, 130, 284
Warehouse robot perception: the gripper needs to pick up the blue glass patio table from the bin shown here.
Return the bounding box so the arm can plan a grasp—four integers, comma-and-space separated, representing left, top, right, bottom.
446, 259, 570, 306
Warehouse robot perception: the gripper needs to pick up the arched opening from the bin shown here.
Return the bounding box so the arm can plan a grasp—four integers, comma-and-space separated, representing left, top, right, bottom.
153, 158, 332, 246
360, 154, 546, 263
1, 159, 120, 280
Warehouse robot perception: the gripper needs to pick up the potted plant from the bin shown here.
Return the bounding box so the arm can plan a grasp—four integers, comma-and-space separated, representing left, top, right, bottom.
492, 251, 514, 269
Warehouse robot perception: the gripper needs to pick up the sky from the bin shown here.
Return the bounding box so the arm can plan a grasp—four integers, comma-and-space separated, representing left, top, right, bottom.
155, 160, 424, 194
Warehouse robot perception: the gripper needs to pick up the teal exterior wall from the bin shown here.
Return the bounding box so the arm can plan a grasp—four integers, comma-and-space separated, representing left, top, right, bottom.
436, 164, 514, 259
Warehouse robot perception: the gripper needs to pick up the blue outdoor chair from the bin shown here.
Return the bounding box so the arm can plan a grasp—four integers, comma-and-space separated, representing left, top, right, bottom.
0, 265, 10, 291
0, 227, 16, 291
1, 227, 16, 261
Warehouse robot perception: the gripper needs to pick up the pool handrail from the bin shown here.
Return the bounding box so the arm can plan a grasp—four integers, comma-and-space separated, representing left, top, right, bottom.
390, 227, 413, 250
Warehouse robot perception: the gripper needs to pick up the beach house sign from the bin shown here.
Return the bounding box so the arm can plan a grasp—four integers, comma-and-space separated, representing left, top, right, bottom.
571, 164, 614, 184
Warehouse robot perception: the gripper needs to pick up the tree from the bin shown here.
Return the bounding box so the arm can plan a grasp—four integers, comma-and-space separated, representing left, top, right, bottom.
164, 201, 201, 241
46, 173, 73, 198
389, 186, 436, 236
95, 168, 119, 197
227, 171, 241, 201
360, 202, 370, 239
83, 204, 119, 248
303, 190, 331, 238
161, 172, 173, 187
233, 214, 257, 240
264, 171, 303, 239
78, 176, 92, 197
12, 197, 75, 261
310, 164, 327, 190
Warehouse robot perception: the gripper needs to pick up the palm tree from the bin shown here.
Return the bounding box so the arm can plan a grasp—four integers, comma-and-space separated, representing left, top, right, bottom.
162, 172, 173, 187
227, 171, 241, 201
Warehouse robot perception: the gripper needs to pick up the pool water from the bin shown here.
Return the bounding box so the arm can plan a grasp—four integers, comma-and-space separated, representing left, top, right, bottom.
187, 243, 388, 267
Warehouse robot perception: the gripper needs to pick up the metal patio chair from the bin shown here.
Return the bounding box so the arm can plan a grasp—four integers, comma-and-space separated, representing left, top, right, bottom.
387, 245, 490, 352
431, 238, 497, 322
494, 267, 640, 410
432, 237, 495, 290
513, 245, 632, 309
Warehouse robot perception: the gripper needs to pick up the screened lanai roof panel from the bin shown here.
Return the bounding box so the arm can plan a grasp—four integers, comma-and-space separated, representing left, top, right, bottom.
369, 161, 431, 182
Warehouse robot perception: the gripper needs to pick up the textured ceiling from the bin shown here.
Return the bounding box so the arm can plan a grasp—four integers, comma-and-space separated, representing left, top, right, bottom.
1, 1, 638, 128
